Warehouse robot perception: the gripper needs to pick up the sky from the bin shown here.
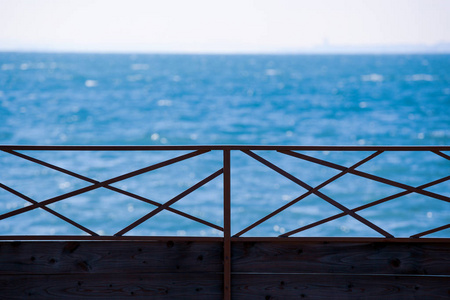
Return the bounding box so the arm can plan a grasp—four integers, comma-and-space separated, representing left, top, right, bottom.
0, 0, 449, 53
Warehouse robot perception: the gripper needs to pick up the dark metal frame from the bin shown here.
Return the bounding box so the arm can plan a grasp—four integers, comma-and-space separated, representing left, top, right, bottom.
1, 145, 449, 239
1, 145, 449, 300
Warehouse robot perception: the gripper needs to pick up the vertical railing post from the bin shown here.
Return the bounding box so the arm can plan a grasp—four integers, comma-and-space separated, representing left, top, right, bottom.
223, 149, 231, 300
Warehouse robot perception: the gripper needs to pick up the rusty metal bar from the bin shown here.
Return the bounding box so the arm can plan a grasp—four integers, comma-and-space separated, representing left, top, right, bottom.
433, 150, 450, 161
223, 150, 231, 300
115, 168, 223, 236
3, 149, 98, 183
235, 150, 383, 237
238, 150, 393, 238
282, 174, 450, 237
105, 185, 222, 231
0, 183, 98, 236
279, 150, 450, 203
0, 146, 448, 241
411, 223, 450, 238
0, 150, 208, 222
0, 235, 448, 243
1, 145, 450, 151
3, 150, 222, 231
0, 235, 225, 241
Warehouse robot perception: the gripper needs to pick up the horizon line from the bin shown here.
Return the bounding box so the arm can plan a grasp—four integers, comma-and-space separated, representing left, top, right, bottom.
2, 49, 450, 56
1, 41, 450, 55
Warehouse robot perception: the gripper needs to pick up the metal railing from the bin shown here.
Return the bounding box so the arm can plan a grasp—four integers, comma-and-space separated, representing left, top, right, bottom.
0, 145, 449, 240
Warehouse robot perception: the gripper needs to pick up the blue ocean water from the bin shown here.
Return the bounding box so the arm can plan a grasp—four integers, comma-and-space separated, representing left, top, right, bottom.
0, 52, 449, 237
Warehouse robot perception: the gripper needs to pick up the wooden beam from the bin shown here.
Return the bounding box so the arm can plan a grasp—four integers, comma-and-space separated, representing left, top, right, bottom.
0, 273, 223, 299
232, 273, 450, 299
232, 241, 450, 275
0, 241, 223, 274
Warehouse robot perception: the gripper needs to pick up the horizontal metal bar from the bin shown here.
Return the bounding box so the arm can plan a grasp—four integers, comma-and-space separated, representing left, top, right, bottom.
0, 235, 224, 242
0, 236, 448, 243
1, 145, 450, 151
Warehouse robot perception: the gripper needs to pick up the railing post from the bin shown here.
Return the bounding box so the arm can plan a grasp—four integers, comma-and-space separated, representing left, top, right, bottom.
223, 149, 231, 300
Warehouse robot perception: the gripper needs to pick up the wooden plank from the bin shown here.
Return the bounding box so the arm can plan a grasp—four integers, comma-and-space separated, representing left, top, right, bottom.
232, 241, 450, 275
2, 239, 450, 299
232, 274, 450, 300
232, 237, 450, 243
0, 273, 222, 300
0, 241, 223, 274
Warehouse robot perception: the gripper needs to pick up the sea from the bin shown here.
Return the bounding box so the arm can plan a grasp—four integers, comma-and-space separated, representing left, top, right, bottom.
0, 52, 449, 237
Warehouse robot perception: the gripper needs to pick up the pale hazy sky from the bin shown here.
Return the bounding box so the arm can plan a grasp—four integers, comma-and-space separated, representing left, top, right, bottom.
1, 0, 449, 53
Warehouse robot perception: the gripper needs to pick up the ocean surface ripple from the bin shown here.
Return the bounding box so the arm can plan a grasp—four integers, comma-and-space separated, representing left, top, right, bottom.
0, 53, 449, 237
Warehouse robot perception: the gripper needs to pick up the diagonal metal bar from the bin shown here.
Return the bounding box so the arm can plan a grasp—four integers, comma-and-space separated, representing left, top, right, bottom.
279, 150, 450, 203
115, 168, 224, 236
433, 150, 450, 161
236, 150, 393, 238
105, 186, 222, 231
234, 150, 383, 237
0, 150, 208, 222
411, 223, 450, 238
0, 183, 98, 236
3, 150, 222, 231
3, 149, 99, 183
282, 174, 450, 237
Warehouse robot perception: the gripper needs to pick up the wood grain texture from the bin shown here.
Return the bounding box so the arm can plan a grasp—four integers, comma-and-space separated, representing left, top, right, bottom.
232, 241, 450, 275
232, 274, 450, 300
0, 273, 222, 300
1, 239, 450, 299
0, 240, 223, 274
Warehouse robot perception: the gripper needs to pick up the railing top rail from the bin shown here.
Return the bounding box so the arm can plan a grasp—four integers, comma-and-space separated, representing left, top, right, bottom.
0, 236, 449, 242
1, 145, 450, 151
